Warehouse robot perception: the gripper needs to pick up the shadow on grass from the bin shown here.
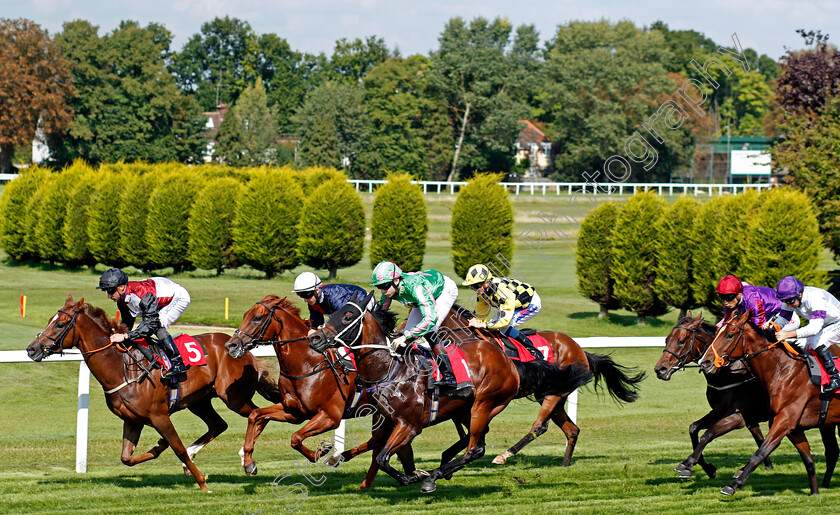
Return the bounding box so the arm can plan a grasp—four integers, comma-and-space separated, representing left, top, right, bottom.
568, 311, 673, 328
647, 470, 828, 496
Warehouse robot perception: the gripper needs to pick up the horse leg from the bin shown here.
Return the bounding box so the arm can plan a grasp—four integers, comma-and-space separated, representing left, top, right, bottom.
680, 411, 748, 479
242, 403, 301, 475
720, 421, 790, 496
549, 404, 580, 467
120, 420, 169, 466
150, 415, 208, 491
787, 430, 819, 495
359, 423, 392, 489
373, 421, 422, 487
180, 396, 229, 476
493, 395, 560, 465
821, 425, 839, 488
674, 410, 718, 477
290, 411, 344, 463
746, 424, 774, 472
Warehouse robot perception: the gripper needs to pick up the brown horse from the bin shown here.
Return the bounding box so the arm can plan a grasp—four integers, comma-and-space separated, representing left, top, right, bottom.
25, 296, 282, 492
440, 305, 645, 466
309, 291, 592, 492
654, 314, 776, 479
224, 295, 425, 482
698, 311, 840, 495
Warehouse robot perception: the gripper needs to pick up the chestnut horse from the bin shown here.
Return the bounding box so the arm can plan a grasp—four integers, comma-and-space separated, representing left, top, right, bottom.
699, 311, 840, 495
26, 296, 282, 491
654, 314, 775, 479
440, 305, 645, 466
309, 291, 592, 492
224, 295, 424, 483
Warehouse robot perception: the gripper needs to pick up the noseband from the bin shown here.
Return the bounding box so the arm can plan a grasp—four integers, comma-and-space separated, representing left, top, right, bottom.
36, 309, 80, 356
662, 324, 707, 369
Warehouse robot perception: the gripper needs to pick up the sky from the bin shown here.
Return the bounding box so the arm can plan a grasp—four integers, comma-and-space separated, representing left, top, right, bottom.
5, 0, 838, 60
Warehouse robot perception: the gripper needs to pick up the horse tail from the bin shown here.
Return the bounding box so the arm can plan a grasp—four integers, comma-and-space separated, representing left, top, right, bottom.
514, 359, 593, 399
585, 352, 646, 403
254, 361, 284, 404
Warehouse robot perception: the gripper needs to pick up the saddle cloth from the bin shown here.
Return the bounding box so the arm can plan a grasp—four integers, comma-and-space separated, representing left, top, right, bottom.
496, 333, 554, 363
132, 334, 207, 367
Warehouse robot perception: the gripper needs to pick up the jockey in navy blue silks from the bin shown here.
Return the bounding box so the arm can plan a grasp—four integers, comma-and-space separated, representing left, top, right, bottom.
292, 272, 371, 333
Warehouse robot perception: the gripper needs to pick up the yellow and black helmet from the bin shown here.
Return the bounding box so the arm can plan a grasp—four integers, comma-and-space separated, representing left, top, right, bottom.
462, 264, 493, 286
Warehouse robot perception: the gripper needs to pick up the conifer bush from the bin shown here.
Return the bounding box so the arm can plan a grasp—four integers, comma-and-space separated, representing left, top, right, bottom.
188, 177, 241, 274
611, 191, 668, 324
145, 173, 200, 271
370, 173, 427, 271
233, 168, 303, 278
691, 195, 727, 313
118, 172, 164, 269
87, 172, 129, 266
297, 166, 348, 195
297, 177, 365, 278
576, 201, 622, 318
22, 177, 53, 259
34, 170, 82, 263
0, 167, 49, 260
451, 173, 513, 278
654, 196, 701, 319
62, 174, 97, 266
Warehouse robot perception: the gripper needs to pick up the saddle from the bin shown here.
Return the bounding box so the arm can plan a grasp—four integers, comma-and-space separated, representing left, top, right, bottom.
777, 340, 837, 426
486, 330, 554, 363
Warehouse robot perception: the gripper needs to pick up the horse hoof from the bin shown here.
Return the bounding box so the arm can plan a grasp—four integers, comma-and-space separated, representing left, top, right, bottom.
444, 473, 452, 481
678, 470, 693, 479
420, 477, 437, 493
720, 485, 736, 496
413, 469, 430, 479
183, 465, 193, 477
492, 455, 507, 465
673, 463, 687, 472
325, 455, 344, 468
244, 461, 258, 475
316, 441, 333, 461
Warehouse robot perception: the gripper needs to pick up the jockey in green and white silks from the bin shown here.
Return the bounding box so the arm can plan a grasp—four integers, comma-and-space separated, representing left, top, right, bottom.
370, 261, 466, 392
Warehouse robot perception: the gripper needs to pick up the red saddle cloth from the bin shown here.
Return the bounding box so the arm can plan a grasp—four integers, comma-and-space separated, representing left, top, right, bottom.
497, 333, 554, 364
410, 341, 473, 387
808, 349, 840, 387
132, 335, 207, 367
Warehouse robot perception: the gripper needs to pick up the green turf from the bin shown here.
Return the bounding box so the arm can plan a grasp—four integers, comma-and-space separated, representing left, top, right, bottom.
2, 191, 839, 512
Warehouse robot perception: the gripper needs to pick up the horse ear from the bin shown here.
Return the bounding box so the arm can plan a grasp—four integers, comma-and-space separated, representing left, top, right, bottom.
66, 294, 74, 304
362, 289, 375, 309
738, 310, 750, 322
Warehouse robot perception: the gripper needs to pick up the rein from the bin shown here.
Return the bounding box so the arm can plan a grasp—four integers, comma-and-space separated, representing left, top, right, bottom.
232, 301, 309, 348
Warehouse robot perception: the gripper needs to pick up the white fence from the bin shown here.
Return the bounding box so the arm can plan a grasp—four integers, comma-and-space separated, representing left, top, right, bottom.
0, 173, 772, 196
0, 336, 663, 473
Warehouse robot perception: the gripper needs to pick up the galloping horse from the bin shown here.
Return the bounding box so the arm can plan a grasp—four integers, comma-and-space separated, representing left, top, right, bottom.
440, 305, 645, 466
699, 311, 840, 495
654, 314, 775, 479
224, 295, 423, 483
309, 292, 592, 492
26, 296, 282, 491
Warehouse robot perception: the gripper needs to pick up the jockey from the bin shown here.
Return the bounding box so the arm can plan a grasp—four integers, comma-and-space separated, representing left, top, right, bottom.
769, 276, 840, 391
293, 271, 369, 371
715, 274, 800, 331
97, 268, 189, 380
369, 261, 466, 392
462, 264, 544, 359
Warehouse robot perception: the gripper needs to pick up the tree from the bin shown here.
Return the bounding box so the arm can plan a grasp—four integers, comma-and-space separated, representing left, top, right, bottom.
451, 173, 513, 277
330, 36, 391, 84
62, 167, 97, 265
611, 192, 668, 324
34, 169, 80, 262
776, 30, 840, 115
0, 18, 73, 173
145, 173, 200, 271
86, 172, 128, 266
117, 171, 164, 268
297, 178, 365, 278
233, 168, 302, 278
188, 177, 240, 274
429, 17, 529, 179
215, 78, 281, 166
356, 55, 454, 180
0, 167, 50, 260
370, 173, 428, 271
576, 201, 622, 318
654, 196, 701, 318
294, 83, 369, 173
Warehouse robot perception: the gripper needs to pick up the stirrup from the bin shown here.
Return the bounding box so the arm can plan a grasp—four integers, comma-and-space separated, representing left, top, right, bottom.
162, 363, 187, 380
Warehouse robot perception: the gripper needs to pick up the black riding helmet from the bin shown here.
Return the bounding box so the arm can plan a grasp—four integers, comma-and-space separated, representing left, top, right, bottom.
97, 268, 129, 290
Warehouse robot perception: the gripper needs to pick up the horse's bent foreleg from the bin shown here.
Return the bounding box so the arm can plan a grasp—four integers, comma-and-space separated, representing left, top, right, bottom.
374, 422, 421, 487
150, 415, 208, 491
745, 424, 773, 471
290, 411, 343, 463
675, 410, 724, 478
120, 420, 169, 466
242, 403, 302, 475
721, 420, 790, 496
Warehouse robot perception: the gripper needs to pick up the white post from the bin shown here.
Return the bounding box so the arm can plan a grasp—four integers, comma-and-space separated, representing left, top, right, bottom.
76, 362, 91, 473
567, 389, 578, 424
334, 420, 346, 454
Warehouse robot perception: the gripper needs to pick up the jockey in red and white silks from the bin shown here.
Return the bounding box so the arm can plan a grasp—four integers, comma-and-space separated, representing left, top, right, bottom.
119, 277, 191, 340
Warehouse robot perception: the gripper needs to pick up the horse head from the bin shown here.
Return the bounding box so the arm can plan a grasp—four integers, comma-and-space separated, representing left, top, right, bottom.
698, 311, 753, 374
308, 290, 375, 354
27, 295, 86, 362
655, 312, 712, 380
227, 295, 303, 359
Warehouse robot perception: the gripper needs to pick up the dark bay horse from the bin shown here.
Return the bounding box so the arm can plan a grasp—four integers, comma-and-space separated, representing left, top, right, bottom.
654, 314, 775, 479
224, 295, 422, 485
309, 292, 592, 492
26, 296, 281, 491
699, 311, 840, 495
440, 305, 645, 466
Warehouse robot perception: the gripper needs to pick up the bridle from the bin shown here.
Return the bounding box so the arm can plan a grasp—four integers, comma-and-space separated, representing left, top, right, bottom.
662, 322, 709, 370
232, 301, 308, 349
701, 318, 750, 369
36, 308, 81, 357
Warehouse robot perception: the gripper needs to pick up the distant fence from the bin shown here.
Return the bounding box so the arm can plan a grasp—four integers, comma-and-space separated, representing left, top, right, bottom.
0, 336, 664, 473
0, 173, 773, 196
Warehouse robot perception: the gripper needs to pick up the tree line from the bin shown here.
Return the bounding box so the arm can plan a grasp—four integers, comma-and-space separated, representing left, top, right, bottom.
1, 16, 783, 183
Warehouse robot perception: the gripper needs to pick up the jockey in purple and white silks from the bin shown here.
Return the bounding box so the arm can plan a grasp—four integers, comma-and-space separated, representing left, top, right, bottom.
770, 276, 840, 391
715, 275, 800, 331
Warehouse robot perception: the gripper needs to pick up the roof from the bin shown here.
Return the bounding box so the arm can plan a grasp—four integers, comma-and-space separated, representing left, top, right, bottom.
516, 120, 551, 146
202, 104, 229, 140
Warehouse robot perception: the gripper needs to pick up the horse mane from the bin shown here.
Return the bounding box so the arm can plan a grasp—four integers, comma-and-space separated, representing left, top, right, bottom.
745, 319, 778, 342
450, 303, 474, 320
676, 315, 716, 336
263, 295, 302, 319
83, 303, 125, 333
370, 306, 398, 337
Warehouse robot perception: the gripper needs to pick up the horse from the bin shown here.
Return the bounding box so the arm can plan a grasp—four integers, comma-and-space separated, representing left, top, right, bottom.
654, 313, 776, 479
224, 295, 428, 486
440, 305, 645, 466
698, 310, 840, 495
25, 296, 282, 492
308, 291, 593, 492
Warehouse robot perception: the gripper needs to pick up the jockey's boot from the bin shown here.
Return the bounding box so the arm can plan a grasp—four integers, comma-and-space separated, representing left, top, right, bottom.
160, 335, 188, 380
337, 346, 356, 372
506, 326, 544, 360
424, 332, 457, 388
815, 346, 840, 391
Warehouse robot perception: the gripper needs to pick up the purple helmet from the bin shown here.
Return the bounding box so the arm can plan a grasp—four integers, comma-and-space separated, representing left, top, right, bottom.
775, 276, 804, 301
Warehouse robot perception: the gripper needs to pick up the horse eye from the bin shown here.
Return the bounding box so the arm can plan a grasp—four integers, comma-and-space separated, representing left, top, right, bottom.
726, 334, 734, 339
343, 313, 354, 322
55, 321, 64, 328
253, 315, 262, 322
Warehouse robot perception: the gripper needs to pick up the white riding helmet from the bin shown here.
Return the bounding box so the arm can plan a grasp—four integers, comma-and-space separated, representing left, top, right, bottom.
292, 271, 322, 293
